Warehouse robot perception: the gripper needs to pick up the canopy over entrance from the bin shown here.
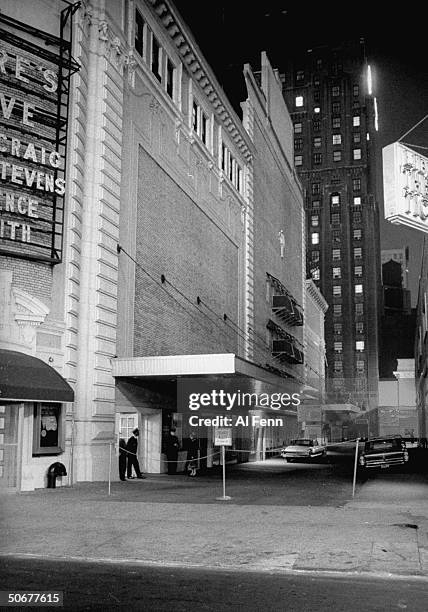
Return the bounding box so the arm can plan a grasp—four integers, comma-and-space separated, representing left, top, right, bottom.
0, 349, 74, 402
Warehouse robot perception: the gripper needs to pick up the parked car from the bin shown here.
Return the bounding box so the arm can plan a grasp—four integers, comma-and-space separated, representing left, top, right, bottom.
281, 439, 326, 462
358, 437, 409, 470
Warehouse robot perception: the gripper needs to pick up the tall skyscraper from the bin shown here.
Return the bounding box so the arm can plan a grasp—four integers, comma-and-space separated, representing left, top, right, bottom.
281, 39, 381, 412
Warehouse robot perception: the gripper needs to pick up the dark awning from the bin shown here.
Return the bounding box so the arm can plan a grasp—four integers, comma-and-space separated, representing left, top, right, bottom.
0, 349, 74, 402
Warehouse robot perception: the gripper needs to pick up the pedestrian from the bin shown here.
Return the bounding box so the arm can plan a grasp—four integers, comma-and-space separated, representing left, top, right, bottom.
126, 428, 145, 479
165, 428, 180, 475
118, 437, 127, 481
185, 432, 199, 477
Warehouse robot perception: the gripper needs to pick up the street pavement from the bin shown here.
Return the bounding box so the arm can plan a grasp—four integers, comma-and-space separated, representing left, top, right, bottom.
1, 458, 428, 581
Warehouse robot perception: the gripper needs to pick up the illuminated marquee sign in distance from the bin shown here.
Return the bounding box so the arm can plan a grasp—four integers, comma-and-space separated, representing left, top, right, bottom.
383, 141, 428, 233
0, 8, 79, 264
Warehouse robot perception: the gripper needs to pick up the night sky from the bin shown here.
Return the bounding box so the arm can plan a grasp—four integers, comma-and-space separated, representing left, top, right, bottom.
172, 1, 428, 305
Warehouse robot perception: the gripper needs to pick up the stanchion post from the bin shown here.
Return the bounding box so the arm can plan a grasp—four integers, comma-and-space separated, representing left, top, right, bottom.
352, 437, 360, 498
108, 442, 112, 496
216, 444, 231, 501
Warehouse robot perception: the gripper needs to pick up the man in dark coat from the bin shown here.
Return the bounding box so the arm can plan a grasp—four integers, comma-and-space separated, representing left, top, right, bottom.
165, 429, 180, 475
118, 438, 127, 481
185, 432, 199, 476
126, 428, 145, 479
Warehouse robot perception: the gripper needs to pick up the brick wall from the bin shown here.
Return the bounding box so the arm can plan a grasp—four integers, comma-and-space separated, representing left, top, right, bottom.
134, 147, 240, 356
0, 256, 52, 308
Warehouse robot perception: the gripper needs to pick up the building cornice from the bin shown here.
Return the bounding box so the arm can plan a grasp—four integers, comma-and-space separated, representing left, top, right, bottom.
146, 0, 254, 162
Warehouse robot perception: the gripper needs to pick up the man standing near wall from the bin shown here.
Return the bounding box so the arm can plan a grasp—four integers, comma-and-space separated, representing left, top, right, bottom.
126, 429, 145, 479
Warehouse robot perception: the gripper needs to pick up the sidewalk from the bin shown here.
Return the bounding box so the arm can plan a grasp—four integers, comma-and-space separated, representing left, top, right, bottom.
1, 460, 428, 579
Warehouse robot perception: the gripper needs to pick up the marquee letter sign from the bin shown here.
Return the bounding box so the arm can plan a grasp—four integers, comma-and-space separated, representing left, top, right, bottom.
0, 8, 79, 263
383, 142, 428, 233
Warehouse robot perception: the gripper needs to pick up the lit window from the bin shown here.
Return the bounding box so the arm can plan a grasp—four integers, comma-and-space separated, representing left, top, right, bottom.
311, 215, 319, 226
314, 106, 321, 114
135, 9, 145, 57
353, 178, 361, 191
313, 153, 322, 164
332, 134, 342, 145
333, 285, 341, 296
354, 247, 362, 259
332, 249, 341, 260
333, 304, 342, 316
355, 303, 364, 315
366, 132, 370, 141
311, 267, 320, 280
313, 137, 321, 148
296, 96, 304, 107
332, 117, 341, 129
333, 267, 341, 279
334, 341, 343, 353
294, 122, 302, 133
295, 155, 303, 166
355, 284, 363, 294
333, 151, 342, 162
353, 132, 361, 143
353, 196, 361, 205
353, 116, 361, 127
354, 265, 362, 276
332, 86, 340, 96
356, 340, 365, 351
353, 149, 362, 160
331, 194, 340, 206
311, 232, 319, 245
353, 229, 362, 240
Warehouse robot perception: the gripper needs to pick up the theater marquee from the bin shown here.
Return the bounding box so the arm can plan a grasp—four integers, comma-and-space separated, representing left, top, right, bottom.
0, 7, 79, 263
383, 142, 428, 233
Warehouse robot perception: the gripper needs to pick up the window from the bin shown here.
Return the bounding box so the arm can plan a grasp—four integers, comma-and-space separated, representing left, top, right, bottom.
314, 106, 321, 114
33, 403, 63, 455
334, 341, 343, 353
332, 248, 341, 261
353, 229, 362, 240
355, 303, 364, 315
166, 58, 175, 99
312, 183, 320, 195
332, 230, 341, 243
353, 178, 361, 191
312, 250, 320, 262
353, 116, 361, 127
356, 322, 364, 334
332, 267, 341, 279
353, 196, 361, 205
314, 89, 320, 102
313, 137, 322, 148
353, 211, 362, 223
296, 70, 304, 82
355, 284, 363, 295
356, 360, 365, 373
311, 232, 319, 245
354, 247, 362, 259
356, 340, 365, 352
119, 413, 138, 443
311, 215, 319, 226
333, 151, 342, 162
313, 120, 321, 132
294, 122, 302, 134
333, 285, 341, 297
334, 360, 343, 372
333, 304, 342, 316
331, 212, 340, 225
332, 85, 340, 96
295, 155, 303, 166
295, 95, 304, 107
313, 153, 322, 164
314, 75, 320, 86
353, 149, 362, 160
312, 200, 320, 209
311, 267, 320, 281
353, 101, 360, 110
193, 101, 209, 146
151, 35, 162, 82
331, 194, 340, 207
294, 138, 303, 151
334, 323, 342, 335
354, 265, 362, 277
332, 134, 342, 145
221, 142, 227, 172
353, 84, 359, 96
135, 9, 145, 57
332, 102, 340, 114
353, 132, 361, 144
333, 378, 345, 389
332, 116, 341, 129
